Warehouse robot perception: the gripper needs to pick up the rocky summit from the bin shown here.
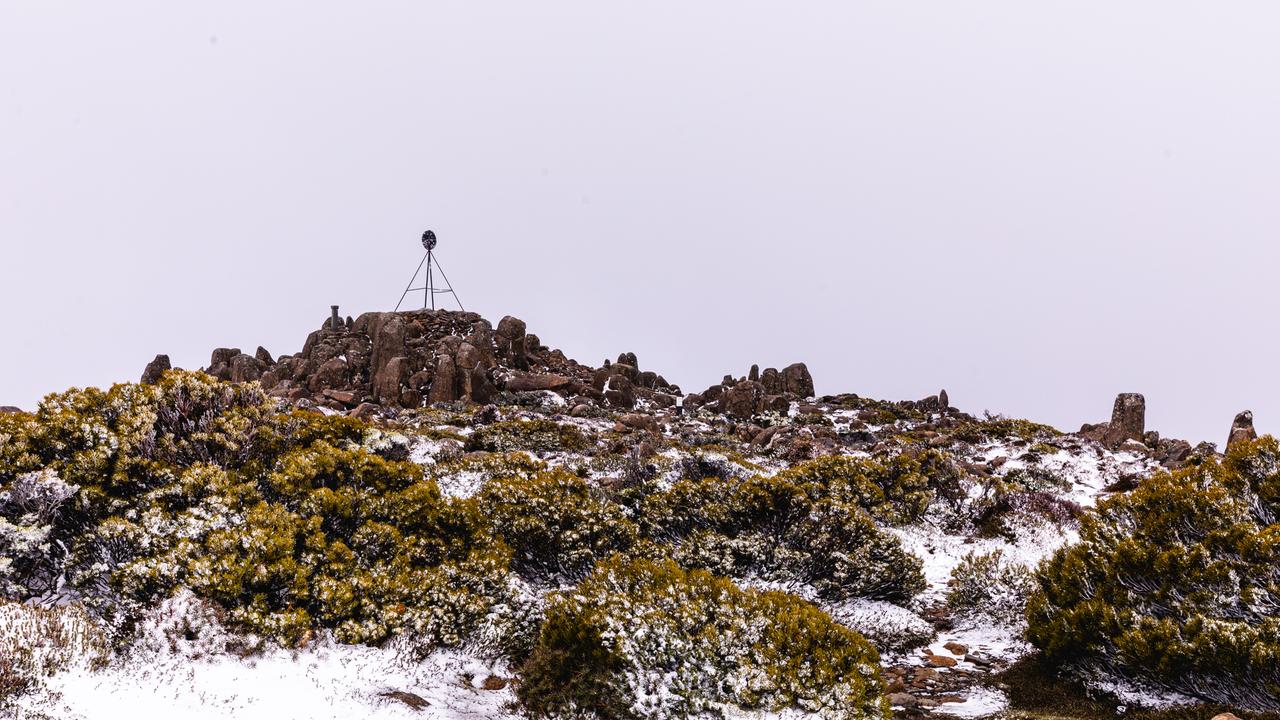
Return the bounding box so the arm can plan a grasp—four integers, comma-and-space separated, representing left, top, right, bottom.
2, 306, 1276, 720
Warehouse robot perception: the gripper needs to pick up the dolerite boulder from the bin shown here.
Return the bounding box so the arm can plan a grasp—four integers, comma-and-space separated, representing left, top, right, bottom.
782, 363, 815, 398
722, 381, 765, 419
495, 316, 529, 369
230, 353, 267, 383
141, 354, 171, 384
1227, 410, 1258, 450
207, 348, 241, 381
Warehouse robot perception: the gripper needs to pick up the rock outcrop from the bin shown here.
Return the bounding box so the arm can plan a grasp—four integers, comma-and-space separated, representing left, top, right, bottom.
186, 307, 687, 414
140, 354, 171, 384
1081, 393, 1147, 450
684, 362, 814, 419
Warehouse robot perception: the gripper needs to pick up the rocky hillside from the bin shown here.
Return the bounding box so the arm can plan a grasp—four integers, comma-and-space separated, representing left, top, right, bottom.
2, 308, 1277, 720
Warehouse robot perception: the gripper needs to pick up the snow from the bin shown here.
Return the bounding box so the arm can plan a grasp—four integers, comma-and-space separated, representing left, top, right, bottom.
931, 687, 1008, 718
12, 591, 517, 720
18, 645, 516, 720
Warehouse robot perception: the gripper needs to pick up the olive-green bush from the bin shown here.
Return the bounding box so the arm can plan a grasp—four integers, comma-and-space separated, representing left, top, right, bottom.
1027, 438, 1280, 710
0, 372, 527, 655
465, 419, 588, 454
644, 470, 925, 603
518, 556, 888, 720
473, 469, 639, 583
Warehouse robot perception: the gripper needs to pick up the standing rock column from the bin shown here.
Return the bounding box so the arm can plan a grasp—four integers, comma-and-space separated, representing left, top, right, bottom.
1227, 411, 1258, 450
1104, 393, 1146, 447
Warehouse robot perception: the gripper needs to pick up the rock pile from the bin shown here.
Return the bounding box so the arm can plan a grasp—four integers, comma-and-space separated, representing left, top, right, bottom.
683, 362, 815, 419
171, 308, 686, 414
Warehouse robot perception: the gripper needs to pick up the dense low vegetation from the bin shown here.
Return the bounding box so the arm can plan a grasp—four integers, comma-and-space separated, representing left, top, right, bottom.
518, 557, 887, 720
0, 372, 933, 717
1027, 437, 1280, 710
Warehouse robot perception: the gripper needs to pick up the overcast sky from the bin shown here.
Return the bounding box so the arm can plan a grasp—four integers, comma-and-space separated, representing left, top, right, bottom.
2, 2, 1278, 445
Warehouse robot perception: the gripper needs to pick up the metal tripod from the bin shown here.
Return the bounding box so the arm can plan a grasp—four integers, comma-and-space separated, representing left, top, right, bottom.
395, 230, 464, 312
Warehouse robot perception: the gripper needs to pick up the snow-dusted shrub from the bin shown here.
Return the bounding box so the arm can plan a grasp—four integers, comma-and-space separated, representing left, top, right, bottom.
0, 601, 106, 708
1027, 437, 1280, 710
828, 599, 936, 654
971, 472, 1082, 540
648, 473, 925, 603
945, 549, 1034, 625
129, 588, 238, 660
0, 470, 79, 599
465, 419, 588, 454
774, 451, 960, 524
952, 415, 1059, 443
473, 469, 639, 583
518, 557, 888, 720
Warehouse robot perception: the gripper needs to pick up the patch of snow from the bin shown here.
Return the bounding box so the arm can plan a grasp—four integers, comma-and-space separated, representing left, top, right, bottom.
18, 642, 516, 720
930, 686, 1008, 718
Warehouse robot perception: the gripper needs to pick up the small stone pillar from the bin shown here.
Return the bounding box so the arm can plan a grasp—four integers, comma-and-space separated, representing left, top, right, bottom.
1104, 393, 1146, 447
330, 305, 342, 331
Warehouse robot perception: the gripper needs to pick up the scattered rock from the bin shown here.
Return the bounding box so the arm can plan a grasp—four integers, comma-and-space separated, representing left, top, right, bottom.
943, 641, 967, 655
924, 653, 958, 668
887, 692, 918, 708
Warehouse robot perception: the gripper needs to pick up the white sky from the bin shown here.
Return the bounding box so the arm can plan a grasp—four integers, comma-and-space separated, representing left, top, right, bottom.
2, 2, 1278, 445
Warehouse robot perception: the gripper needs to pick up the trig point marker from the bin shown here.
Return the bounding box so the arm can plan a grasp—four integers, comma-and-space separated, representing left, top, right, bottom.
395, 229, 465, 312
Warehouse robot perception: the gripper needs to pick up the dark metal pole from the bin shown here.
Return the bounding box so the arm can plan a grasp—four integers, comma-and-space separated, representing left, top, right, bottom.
425, 250, 434, 310
394, 251, 429, 313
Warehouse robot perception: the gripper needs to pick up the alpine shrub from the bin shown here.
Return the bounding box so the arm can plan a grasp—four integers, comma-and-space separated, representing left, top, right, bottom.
1027, 438, 1280, 709
518, 556, 888, 720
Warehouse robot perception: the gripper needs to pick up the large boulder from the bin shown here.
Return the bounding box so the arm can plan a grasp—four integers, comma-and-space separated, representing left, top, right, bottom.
428, 355, 459, 404
604, 375, 636, 409
308, 357, 350, 393
782, 363, 815, 398
229, 354, 265, 383
374, 356, 411, 406
495, 316, 528, 369
141, 354, 171, 384
721, 380, 765, 419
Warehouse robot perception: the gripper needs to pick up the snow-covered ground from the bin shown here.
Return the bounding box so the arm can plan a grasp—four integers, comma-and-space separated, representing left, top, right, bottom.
14, 593, 518, 720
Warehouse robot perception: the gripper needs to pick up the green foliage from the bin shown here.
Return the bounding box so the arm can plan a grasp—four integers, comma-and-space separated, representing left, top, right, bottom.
0, 372, 525, 656
465, 419, 588, 454
473, 470, 639, 582
518, 557, 888, 720
645, 469, 925, 603
1027, 438, 1280, 709
952, 415, 1060, 444
774, 452, 951, 524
